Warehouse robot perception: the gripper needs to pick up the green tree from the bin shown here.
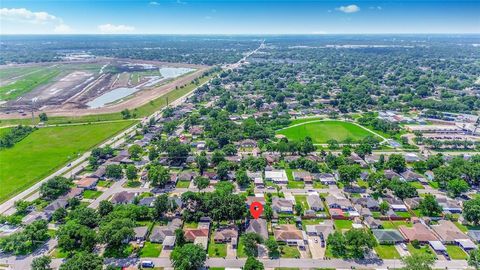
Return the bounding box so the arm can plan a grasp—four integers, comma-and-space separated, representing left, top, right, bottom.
401, 253, 435, 270
98, 200, 113, 217
31, 255, 51, 270
39, 112, 48, 122
52, 207, 67, 224
105, 164, 123, 180
243, 232, 263, 257
235, 169, 250, 188
195, 154, 208, 174
57, 221, 97, 253
379, 201, 389, 215
128, 144, 143, 159
59, 252, 103, 270
170, 244, 207, 270
40, 176, 72, 200
300, 136, 315, 155
125, 165, 137, 181
175, 228, 186, 247
98, 218, 134, 248
469, 248, 480, 270
265, 239, 280, 258
193, 176, 209, 191
446, 178, 469, 198
295, 203, 303, 216
148, 165, 170, 187
327, 231, 347, 258
344, 229, 377, 259
153, 194, 169, 220
387, 154, 407, 173
338, 164, 361, 187
463, 196, 480, 225
69, 206, 99, 228
244, 256, 264, 270
419, 194, 443, 217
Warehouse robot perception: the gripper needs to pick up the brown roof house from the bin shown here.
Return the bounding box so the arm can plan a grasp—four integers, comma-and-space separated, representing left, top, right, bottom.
273, 224, 307, 248
430, 220, 469, 244
110, 191, 136, 204
399, 222, 438, 243
76, 177, 98, 190
213, 225, 239, 248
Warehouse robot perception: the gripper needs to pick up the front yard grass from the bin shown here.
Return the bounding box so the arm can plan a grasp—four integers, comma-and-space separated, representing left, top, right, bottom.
294, 195, 308, 209
410, 182, 425, 189
407, 243, 435, 257
237, 236, 247, 258
139, 242, 162, 258
208, 236, 227, 257
374, 245, 401, 259
82, 190, 103, 199
176, 180, 191, 188
381, 220, 412, 229
279, 244, 300, 258
446, 245, 468, 260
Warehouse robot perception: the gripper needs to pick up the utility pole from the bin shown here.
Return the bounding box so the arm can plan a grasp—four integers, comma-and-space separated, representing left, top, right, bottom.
166, 96, 169, 107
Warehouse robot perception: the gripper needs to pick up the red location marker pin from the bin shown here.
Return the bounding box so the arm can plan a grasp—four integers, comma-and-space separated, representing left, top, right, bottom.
250, 201, 263, 219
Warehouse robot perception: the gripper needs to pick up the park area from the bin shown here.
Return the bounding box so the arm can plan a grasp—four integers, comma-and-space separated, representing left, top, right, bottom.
276, 120, 379, 144
0, 120, 135, 202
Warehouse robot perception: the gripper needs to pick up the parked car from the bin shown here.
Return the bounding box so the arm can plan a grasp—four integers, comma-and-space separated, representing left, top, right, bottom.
140, 261, 155, 268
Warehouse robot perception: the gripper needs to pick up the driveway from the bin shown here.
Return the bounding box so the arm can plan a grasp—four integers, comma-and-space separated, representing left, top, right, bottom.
307, 236, 324, 259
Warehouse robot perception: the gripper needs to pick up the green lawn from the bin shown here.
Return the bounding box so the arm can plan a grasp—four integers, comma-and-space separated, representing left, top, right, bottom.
0, 121, 135, 202
183, 222, 198, 229
381, 221, 412, 229
407, 243, 435, 257
82, 190, 102, 199
374, 245, 401, 259
446, 245, 468, 260
0, 67, 60, 101
97, 180, 112, 188
334, 220, 353, 231
176, 180, 191, 188
294, 195, 308, 209
139, 242, 162, 258
410, 182, 425, 189
237, 236, 247, 258
208, 237, 227, 258
287, 181, 305, 189
277, 120, 378, 144
279, 244, 300, 258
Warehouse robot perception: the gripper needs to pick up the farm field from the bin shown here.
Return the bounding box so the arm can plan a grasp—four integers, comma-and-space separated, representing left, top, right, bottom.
0, 120, 136, 202
276, 120, 378, 144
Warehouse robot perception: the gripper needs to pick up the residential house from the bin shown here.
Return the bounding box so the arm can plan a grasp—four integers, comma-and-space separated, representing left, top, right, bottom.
293, 171, 312, 184
138, 197, 155, 207
273, 224, 307, 248
382, 197, 408, 212
312, 173, 336, 185
364, 216, 382, 229
214, 225, 238, 248
351, 197, 380, 211
163, 236, 176, 250
437, 196, 463, 213
401, 170, 426, 183
265, 170, 288, 184
272, 197, 293, 214
305, 220, 334, 239
247, 172, 264, 188
325, 193, 353, 211
133, 226, 149, 241
246, 218, 268, 240
246, 196, 266, 206
384, 170, 401, 180
307, 193, 323, 211
110, 191, 136, 204
372, 229, 406, 244
399, 222, 438, 243
76, 177, 99, 190
430, 220, 469, 244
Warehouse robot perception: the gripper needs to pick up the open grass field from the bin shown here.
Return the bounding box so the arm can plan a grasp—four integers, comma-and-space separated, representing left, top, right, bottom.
208, 236, 227, 257
276, 120, 378, 144
446, 245, 468, 259
0, 120, 136, 202
0, 67, 60, 101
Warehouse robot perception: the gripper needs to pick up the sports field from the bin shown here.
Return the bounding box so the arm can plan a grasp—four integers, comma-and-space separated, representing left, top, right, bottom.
276, 120, 377, 144
0, 120, 136, 202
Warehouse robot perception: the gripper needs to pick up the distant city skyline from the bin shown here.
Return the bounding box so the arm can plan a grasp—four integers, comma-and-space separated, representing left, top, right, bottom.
1, 0, 479, 35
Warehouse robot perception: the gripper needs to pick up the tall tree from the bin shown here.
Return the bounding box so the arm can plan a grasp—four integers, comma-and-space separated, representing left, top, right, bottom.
401, 253, 435, 270
170, 244, 207, 270
244, 256, 264, 270
31, 256, 51, 270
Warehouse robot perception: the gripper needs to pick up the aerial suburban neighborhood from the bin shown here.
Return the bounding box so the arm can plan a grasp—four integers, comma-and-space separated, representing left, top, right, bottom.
0, 1, 480, 270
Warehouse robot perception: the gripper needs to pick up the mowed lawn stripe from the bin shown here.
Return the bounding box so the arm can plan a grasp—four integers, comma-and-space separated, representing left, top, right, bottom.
0, 121, 136, 202
277, 120, 377, 144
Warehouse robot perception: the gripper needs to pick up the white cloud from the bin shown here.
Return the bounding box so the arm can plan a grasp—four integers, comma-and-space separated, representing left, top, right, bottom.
149, 1, 159, 5
54, 24, 72, 33
0, 7, 72, 34
369, 6, 382, 10
336, 4, 360, 13
98, 23, 135, 33
0, 8, 59, 24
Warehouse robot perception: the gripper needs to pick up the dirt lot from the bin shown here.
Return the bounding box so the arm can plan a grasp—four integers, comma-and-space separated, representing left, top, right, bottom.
0, 59, 208, 119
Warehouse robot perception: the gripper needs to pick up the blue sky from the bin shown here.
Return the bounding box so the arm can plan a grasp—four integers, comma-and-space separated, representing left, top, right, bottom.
0, 0, 479, 34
